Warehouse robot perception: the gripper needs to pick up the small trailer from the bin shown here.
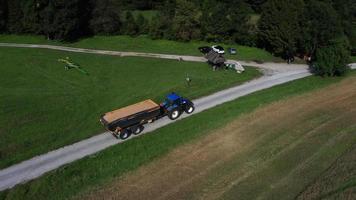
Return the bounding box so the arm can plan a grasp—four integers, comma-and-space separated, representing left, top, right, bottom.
100, 93, 195, 140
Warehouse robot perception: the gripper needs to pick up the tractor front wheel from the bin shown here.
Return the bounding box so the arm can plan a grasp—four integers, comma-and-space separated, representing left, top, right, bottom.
185, 104, 195, 114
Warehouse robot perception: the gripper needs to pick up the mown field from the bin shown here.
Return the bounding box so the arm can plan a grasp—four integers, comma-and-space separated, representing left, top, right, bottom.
0, 47, 260, 169
0, 34, 283, 62
297, 146, 356, 199
79, 73, 356, 200
1, 71, 353, 200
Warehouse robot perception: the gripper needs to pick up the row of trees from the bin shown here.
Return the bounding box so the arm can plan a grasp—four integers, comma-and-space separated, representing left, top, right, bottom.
0, 0, 354, 75
0, 0, 265, 43
149, 0, 255, 45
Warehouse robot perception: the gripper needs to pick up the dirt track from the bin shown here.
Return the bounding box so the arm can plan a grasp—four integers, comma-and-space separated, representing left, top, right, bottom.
80, 76, 356, 200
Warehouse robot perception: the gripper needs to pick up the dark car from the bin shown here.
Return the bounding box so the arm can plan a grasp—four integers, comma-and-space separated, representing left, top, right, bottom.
198, 46, 212, 54
351, 48, 356, 56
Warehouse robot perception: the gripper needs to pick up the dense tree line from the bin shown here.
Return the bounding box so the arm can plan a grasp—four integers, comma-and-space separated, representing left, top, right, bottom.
0, 0, 7, 32
0, 0, 265, 42
0, 0, 354, 75
258, 0, 355, 75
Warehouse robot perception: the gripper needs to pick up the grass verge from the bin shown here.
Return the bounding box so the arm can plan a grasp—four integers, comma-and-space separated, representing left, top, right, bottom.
1, 71, 353, 200
0, 47, 260, 169
0, 34, 282, 62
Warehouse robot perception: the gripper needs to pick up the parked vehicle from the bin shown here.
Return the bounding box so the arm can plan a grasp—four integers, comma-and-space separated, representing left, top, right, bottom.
100, 93, 195, 140
205, 50, 226, 68
351, 48, 356, 56
224, 61, 245, 73
212, 45, 225, 54
198, 46, 212, 54
228, 47, 237, 55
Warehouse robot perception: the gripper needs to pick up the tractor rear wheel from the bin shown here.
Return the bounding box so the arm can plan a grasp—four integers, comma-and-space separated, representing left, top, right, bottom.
119, 129, 131, 140
168, 108, 181, 120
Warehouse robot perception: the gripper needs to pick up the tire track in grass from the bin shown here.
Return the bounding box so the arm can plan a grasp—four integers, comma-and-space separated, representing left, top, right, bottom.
255, 115, 356, 200
297, 144, 356, 200
199, 110, 355, 200
157, 107, 343, 200
218, 111, 356, 200
192, 92, 356, 200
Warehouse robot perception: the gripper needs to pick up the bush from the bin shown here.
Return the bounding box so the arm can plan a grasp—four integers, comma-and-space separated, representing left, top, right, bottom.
312, 37, 350, 76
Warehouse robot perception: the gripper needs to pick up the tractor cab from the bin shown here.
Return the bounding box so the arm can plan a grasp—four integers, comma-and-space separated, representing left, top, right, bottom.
161, 93, 183, 111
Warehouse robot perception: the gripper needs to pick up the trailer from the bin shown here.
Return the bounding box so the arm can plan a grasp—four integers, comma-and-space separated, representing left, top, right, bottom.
100, 93, 195, 140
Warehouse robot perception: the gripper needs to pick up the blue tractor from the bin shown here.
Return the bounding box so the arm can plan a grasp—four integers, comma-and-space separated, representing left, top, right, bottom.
160, 93, 195, 120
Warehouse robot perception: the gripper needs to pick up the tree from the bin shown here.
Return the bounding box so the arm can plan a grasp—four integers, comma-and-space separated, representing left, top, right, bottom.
331, 0, 356, 47
312, 37, 350, 76
245, 0, 267, 12
149, 0, 176, 39
123, 11, 138, 36
40, 0, 55, 40
44, 0, 90, 41
0, 0, 7, 32
172, 0, 201, 41
89, 0, 121, 35
301, 0, 343, 55
136, 13, 149, 35
258, 0, 304, 56
22, 0, 48, 34
6, 0, 24, 33
227, 1, 253, 45
201, 0, 230, 42
149, 14, 166, 39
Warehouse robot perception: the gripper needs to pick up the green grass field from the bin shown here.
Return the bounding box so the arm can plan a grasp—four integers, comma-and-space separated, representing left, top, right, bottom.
1, 70, 352, 200
0, 47, 261, 169
0, 34, 283, 62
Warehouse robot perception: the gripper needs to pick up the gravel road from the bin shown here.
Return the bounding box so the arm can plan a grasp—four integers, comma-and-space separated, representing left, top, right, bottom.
0, 43, 307, 74
0, 43, 312, 191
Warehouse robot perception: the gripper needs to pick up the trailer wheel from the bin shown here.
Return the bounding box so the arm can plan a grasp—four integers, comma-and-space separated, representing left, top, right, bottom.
168, 109, 181, 120
132, 125, 144, 135
185, 104, 195, 114
119, 129, 131, 140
